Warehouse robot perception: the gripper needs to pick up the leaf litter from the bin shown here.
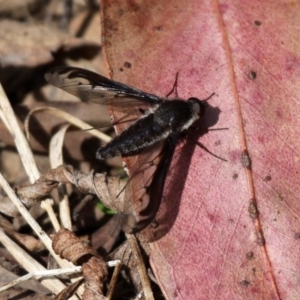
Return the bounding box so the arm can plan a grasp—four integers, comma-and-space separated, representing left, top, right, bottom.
0, 2, 165, 299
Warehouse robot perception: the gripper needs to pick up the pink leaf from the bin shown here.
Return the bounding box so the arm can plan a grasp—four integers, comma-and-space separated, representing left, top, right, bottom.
102, 1, 300, 299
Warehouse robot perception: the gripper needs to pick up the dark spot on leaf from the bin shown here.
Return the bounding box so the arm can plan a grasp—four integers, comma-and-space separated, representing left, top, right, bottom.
295, 232, 300, 240
248, 200, 259, 219
241, 150, 251, 169
276, 109, 283, 118
263, 175, 272, 182
276, 193, 284, 201
254, 20, 262, 26
232, 173, 238, 179
246, 252, 254, 260
240, 280, 250, 287
248, 70, 257, 80
124, 62, 132, 68
257, 230, 265, 246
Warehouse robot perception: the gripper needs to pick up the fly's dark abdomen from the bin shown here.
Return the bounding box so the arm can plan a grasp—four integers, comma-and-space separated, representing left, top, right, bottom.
96, 114, 166, 159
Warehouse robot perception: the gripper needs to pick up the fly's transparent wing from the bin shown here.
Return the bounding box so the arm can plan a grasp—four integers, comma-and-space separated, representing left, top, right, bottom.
45, 66, 163, 107
45, 66, 164, 130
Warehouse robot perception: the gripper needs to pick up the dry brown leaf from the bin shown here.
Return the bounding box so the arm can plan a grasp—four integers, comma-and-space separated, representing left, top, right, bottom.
52, 228, 108, 300
0, 265, 50, 296
0, 0, 37, 20
101, 1, 300, 299
0, 19, 100, 68
0, 215, 45, 253
15, 164, 127, 212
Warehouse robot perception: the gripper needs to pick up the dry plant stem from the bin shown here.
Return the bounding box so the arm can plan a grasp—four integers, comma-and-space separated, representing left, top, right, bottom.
0, 266, 82, 293
0, 173, 74, 270
0, 83, 60, 231
25, 106, 112, 143
107, 260, 121, 267
26, 105, 113, 231
125, 233, 154, 300
0, 173, 85, 297
57, 184, 72, 229
105, 260, 122, 300
0, 84, 38, 182
0, 261, 121, 298
50, 124, 72, 230
0, 229, 77, 298
41, 199, 61, 232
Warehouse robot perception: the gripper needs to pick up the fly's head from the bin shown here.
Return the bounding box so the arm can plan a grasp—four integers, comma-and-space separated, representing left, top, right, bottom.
187, 97, 208, 120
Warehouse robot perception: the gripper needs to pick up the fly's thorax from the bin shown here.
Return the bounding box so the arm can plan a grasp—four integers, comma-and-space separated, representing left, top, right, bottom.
154, 99, 201, 131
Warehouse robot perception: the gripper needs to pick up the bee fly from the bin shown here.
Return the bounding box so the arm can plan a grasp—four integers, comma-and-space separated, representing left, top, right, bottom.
45, 67, 222, 233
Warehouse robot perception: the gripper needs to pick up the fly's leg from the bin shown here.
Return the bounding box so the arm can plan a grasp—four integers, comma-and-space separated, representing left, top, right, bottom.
166, 72, 179, 98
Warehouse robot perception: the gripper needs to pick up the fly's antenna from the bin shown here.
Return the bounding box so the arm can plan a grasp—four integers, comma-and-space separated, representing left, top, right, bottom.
201, 92, 216, 102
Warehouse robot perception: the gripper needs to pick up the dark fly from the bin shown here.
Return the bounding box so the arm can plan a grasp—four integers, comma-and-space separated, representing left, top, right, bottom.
45, 67, 212, 233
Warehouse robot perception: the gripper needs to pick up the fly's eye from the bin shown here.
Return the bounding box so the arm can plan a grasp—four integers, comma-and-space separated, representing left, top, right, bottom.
190, 98, 209, 119
187, 97, 201, 102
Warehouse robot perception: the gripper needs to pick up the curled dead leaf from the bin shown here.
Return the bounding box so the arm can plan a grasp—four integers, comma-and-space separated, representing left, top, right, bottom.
15, 165, 127, 210
52, 228, 107, 300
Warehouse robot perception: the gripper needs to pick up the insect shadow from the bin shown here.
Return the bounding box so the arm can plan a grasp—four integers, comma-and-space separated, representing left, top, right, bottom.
144, 104, 223, 242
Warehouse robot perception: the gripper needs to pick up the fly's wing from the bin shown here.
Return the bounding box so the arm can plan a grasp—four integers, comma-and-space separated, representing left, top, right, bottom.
120, 131, 181, 234
45, 66, 164, 130
45, 66, 175, 235
45, 66, 162, 107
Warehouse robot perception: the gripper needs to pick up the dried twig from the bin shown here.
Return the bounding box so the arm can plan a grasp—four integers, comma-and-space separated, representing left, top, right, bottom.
126, 234, 154, 300
0, 228, 73, 297
0, 82, 60, 231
